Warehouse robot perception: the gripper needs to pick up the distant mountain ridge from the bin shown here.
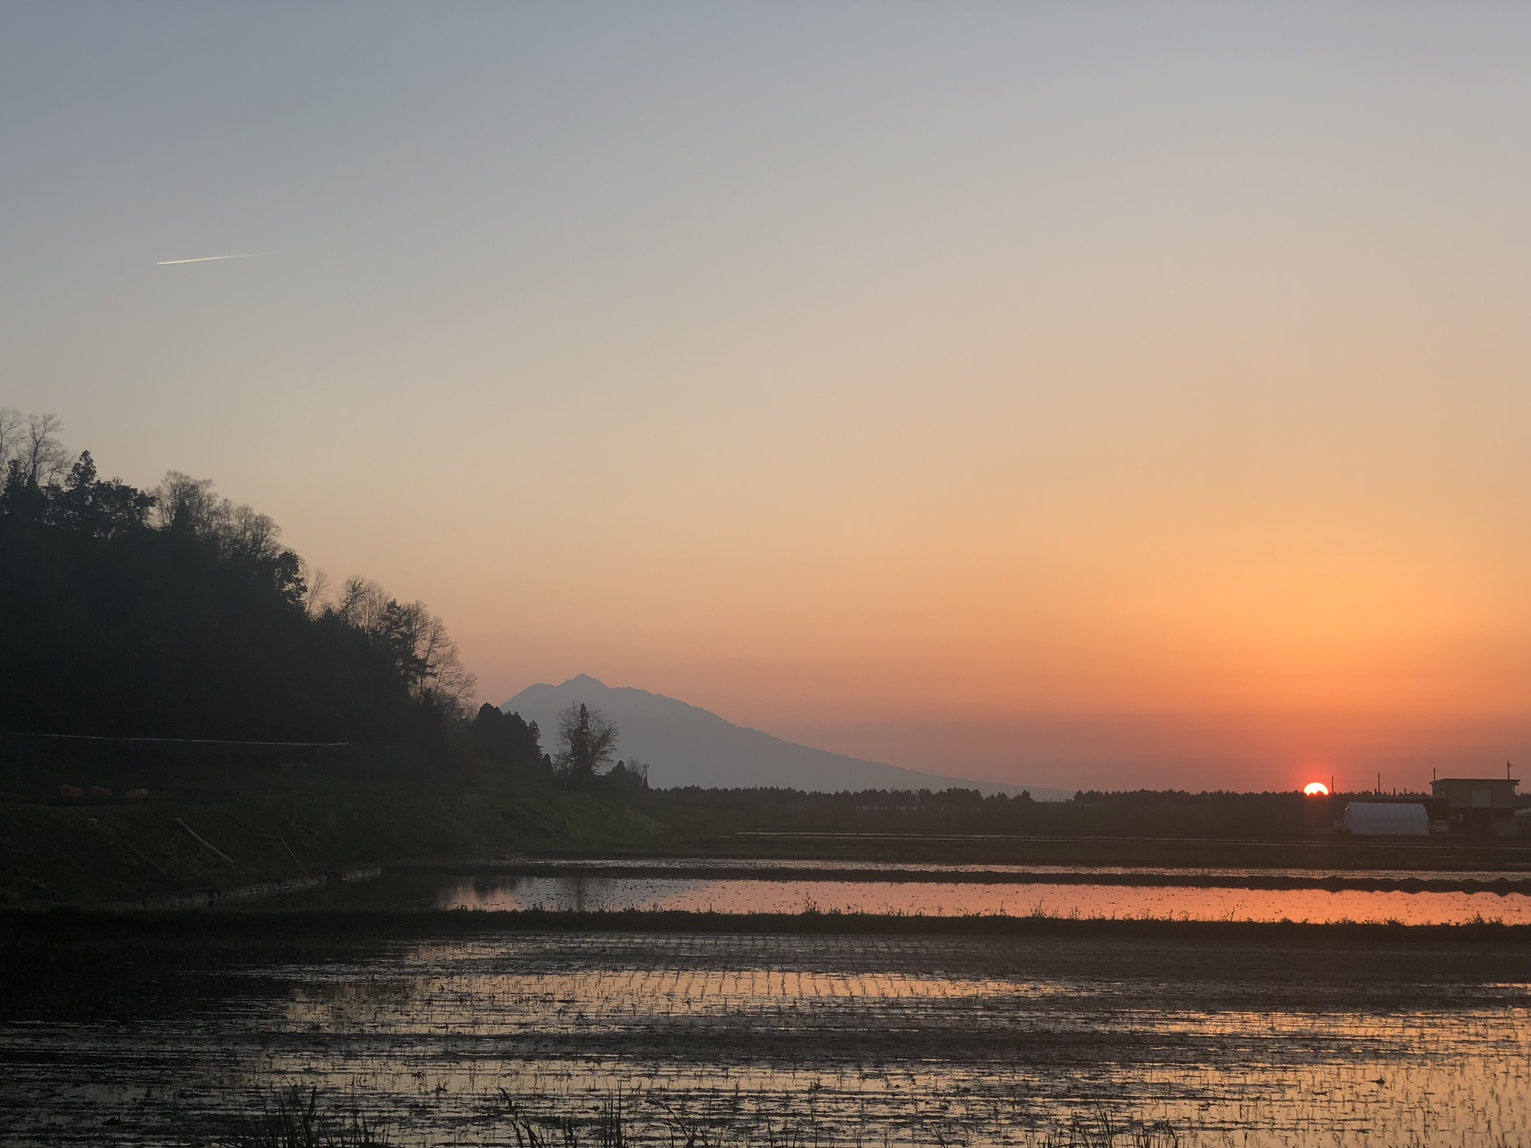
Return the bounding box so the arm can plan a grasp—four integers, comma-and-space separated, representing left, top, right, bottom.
501, 675, 1067, 798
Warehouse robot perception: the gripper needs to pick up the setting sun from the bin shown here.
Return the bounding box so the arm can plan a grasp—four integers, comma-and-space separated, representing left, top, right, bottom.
1303, 782, 1330, 796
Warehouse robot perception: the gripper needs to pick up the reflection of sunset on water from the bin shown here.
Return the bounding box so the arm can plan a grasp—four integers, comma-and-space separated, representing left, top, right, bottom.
438, 875, 1531, 924
10, 931, 1528, 1147
260, 933, 1531, 1148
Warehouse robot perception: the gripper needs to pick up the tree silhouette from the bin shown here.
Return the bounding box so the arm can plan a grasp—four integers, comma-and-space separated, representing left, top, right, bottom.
553, 702, 618, 785
0, 411, 476, 746
469, 703, 545, 770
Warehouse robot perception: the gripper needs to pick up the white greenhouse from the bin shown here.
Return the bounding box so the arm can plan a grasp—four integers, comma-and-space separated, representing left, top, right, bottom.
1342, 802, 1430, 836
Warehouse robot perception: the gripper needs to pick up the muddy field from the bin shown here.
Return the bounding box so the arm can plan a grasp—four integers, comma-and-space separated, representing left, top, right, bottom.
3, 921, 1528, 1147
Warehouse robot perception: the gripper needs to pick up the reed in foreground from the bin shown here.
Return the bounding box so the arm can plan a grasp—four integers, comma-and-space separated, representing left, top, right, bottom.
219, 1086, 1183, 1148
225, 1085, 391, 1148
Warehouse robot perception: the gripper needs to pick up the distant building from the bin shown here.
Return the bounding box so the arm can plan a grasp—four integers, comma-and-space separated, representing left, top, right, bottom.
1431, 776, 1520, 837
1342, 802, 1429, 836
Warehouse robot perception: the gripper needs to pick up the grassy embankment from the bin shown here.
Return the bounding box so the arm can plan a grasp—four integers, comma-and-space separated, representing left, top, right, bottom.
0, 757, 667, 907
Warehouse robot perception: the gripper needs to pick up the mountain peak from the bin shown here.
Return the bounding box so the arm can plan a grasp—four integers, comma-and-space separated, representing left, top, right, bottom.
502, 676, 1059, 797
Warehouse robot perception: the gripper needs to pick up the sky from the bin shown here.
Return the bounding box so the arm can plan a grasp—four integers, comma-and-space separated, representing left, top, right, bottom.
3, 2, 1530, 792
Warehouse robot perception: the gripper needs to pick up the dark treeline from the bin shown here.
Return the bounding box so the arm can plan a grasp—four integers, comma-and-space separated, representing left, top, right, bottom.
648, 786, 1337, 838
0, 411, 474, 746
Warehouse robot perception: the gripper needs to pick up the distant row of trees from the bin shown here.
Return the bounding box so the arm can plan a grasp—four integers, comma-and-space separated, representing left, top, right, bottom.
0, 409, 474, 745
647, 785, 1334, 837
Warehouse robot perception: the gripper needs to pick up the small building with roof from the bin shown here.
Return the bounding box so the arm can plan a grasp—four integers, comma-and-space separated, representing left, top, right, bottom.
1431, 773, 1519, 836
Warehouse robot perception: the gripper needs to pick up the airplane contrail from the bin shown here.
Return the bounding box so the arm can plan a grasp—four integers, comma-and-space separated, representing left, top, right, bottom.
156, 253, 261, 265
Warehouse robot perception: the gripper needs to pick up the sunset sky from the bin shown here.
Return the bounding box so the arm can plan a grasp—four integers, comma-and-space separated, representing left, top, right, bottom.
4, 3, 1530, 791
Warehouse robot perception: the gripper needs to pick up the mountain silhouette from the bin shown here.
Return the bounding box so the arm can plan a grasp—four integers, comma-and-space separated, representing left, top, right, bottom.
501, 675, 1065, 797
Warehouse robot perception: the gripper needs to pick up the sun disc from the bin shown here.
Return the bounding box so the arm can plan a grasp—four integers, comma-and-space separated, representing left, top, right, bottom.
1303, 782, 1330, 796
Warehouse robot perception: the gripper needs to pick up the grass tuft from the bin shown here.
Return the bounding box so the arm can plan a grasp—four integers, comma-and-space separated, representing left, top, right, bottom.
225, 1085, 390, 1148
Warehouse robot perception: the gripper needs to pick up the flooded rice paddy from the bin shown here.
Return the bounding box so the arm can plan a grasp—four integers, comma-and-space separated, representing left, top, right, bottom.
295, 863, 1531, 925
3, 928, 1529, 1148
433, 874, 1531, 924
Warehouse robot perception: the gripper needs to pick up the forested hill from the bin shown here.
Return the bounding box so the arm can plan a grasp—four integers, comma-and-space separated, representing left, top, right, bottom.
0, 410, 473, 744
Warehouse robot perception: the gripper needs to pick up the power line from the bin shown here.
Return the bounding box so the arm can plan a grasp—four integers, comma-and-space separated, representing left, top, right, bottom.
0, 731, 348, 748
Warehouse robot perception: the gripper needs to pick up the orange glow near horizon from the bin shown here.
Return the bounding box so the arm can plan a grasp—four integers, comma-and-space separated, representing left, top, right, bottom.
5, 5, 1531, 795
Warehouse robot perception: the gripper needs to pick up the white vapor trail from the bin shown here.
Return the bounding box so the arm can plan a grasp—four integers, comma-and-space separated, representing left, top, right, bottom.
156, 253, 261, 265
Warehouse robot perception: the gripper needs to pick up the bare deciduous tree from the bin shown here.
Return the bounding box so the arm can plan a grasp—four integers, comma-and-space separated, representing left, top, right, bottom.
0, 408, 23, 471
298, 559, 332, 618
153, 471, 286, 563
335, 576, 393, 633
24, 413, 70, 486
154, 471, 220, 533
0, 410, 70, 487
554, 702, 619, 782
409, 608, 476, 713
333, 576, 476, 716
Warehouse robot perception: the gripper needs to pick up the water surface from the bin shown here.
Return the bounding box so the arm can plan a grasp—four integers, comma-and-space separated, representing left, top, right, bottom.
5, 930, 1527, 1148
